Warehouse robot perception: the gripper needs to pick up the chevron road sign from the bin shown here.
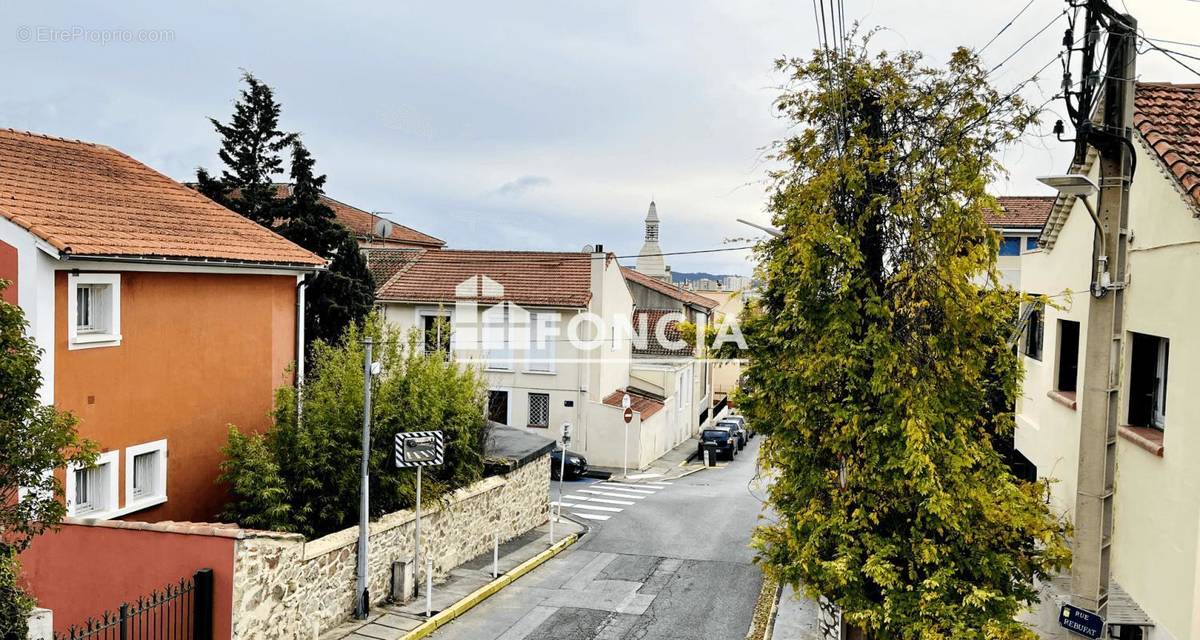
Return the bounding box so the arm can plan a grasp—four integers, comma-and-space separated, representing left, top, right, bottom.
395, 430, 445, 468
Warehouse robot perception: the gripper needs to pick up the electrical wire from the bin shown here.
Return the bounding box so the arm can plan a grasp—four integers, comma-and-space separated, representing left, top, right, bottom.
979, 0, 1039, 55
614, 246, 757, 260
1137, 36, 1200, 77
988, 9, 1070, 76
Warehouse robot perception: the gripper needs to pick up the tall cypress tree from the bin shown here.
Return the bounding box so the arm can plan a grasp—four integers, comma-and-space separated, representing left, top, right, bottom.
198, 73, 375, 351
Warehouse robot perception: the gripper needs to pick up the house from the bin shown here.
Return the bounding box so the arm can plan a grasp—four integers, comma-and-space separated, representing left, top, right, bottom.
621, 266, 718, 448
0, 129, 325, 523
698, 287, 748, 402
984, 196, 1056, 288
373, 246, 651, 468
271, 184, 445, 249
1014, 83, 1200, 638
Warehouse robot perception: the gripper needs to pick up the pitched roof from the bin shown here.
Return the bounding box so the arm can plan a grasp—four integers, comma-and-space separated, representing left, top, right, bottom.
1135, 82, 1200, 210
362, 247, 424, 286
271, 184, 444, 248
620, 266, 719, 311
0, 129, 324, 267
631, 309, 691, 358
602, 387, 664, 419
376, 249, 593, 307
983, 196, 1056, 229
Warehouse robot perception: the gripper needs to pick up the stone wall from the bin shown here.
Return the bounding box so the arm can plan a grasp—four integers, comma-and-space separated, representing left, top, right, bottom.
229, 455, 550, 639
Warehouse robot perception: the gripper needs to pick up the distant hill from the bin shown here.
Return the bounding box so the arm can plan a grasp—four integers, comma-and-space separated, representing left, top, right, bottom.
671, 271, 731, 284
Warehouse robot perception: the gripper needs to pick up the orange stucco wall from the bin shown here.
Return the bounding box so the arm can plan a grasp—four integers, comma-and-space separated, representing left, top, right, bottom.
21, 524, 236, 639
0, 239, 16, 303
55, 270, 297, 522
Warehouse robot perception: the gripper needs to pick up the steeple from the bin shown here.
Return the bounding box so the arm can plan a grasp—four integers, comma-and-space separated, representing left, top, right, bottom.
635, 201, 670, 282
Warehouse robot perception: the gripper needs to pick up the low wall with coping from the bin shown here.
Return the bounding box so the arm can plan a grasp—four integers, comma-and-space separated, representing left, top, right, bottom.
229, 453, 550, 639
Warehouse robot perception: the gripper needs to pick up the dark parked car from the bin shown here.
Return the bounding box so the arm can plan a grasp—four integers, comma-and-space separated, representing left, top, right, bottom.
550, 448, 587, 480
717, 418, 748, 450
698, 426, 738, 461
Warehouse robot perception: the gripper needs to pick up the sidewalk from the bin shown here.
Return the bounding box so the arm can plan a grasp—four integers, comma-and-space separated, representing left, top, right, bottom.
322, 519, 585, 640
592, 436, 710, 484
770, 584, 824, 640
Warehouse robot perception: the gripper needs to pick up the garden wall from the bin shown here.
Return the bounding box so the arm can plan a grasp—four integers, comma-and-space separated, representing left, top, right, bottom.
229, 453, 550, 638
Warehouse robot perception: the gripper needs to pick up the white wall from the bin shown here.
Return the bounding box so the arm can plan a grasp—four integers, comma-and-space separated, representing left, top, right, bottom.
0, 217, 57, 404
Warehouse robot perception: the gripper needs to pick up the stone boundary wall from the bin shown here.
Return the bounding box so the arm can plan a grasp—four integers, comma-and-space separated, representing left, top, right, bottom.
229, 454, 550, 639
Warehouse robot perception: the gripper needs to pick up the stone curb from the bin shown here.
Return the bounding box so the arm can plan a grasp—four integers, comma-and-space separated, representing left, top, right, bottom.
401, 532, 580, 639
760, 579, 783, 640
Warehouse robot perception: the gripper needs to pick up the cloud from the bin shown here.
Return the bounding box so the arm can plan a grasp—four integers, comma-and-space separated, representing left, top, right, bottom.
490, 175, 552, 197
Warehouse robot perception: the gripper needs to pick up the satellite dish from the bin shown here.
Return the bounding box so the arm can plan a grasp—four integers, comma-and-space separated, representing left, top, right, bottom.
373, 218, 395, 238
581, 244, 595, 253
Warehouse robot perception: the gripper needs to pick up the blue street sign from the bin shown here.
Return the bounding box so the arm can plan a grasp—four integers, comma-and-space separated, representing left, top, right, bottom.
1059, 604, 1105, 639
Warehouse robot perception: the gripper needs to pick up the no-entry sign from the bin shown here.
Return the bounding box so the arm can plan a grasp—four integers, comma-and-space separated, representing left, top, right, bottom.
623, 407, 634, 423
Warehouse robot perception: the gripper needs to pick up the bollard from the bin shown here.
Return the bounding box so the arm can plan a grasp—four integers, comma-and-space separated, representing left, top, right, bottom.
493, 531, 499, 578
549, 504, 555, 544
704, 449, 710, 468
425, 558, 433, 618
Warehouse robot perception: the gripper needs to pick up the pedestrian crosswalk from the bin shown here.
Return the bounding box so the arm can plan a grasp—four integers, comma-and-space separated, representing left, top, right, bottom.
552, 480, 671, 522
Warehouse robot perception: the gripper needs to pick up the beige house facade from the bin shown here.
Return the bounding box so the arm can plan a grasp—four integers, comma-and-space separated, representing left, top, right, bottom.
1015, 82, 1200, 639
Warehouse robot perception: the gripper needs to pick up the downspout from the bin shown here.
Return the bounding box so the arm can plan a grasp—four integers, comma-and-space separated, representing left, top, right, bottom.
296, 274, 308, 422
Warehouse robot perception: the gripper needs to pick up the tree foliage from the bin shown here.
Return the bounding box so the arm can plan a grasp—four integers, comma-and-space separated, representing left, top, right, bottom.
0, 281, 96, 555
197, 72, 375, 350
219, 315, 489, 538
741, 43, 1070, 638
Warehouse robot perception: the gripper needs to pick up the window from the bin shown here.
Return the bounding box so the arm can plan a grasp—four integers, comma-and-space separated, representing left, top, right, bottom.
67, 450, 118, 517
1056, 320, 1081, 393
487, 389, 510, 425
125, 439, 167, 507
528, 393, 550, 428
1023, 302, 1044, 361
999, 236, 1021, 256
1025, 236, 1039, 251
67, 273, 121, 349
1129, 333, 1169, 430
421, 313, 452, 359
483, 304, 512, 370
527, 312, 558, 373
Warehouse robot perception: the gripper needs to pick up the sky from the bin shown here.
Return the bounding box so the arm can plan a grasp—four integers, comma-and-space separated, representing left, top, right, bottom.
3, 1, 1197, 276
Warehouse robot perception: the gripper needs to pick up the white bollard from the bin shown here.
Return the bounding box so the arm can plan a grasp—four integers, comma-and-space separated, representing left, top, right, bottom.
425, 558, 433, 618
704, 449, 710, 468
493, 531, 500, 578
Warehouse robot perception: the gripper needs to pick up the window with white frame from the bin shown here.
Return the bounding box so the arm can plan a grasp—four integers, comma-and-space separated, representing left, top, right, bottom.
67, 450, 118, 517
126, 439, 168, 506
528, 393, 550, 428
484, 303, 513, 370
1129, 333, 1169, 430
68, 273, 121, 348
421, 312, 452, 360
527, 312, 558, 373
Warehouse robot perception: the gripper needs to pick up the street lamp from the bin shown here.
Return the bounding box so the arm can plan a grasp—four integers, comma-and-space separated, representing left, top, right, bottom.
1036, 174, 1109, 296
736, 218, 783, 238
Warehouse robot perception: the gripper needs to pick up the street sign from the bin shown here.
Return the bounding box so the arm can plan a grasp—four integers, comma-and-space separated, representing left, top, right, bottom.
1059, 604, 1104, 639
561, 423, 572, 446
621, 393, 631, 409
623, 407, 634, 423
395, 430, 445, 468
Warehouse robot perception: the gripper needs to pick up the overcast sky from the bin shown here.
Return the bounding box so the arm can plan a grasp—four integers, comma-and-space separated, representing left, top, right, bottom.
4, 1, 1196, 275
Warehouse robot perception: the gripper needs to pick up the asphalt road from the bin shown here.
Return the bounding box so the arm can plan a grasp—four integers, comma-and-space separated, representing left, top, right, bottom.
430, 436, 768, 640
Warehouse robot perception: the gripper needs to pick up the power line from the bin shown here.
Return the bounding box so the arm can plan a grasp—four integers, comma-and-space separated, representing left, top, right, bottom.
1143, 35, 1200, 50
1137, 37, 1200, 77
614, 246, 757, 260
989, 9, 1070, 76
979, 0, 1039, 55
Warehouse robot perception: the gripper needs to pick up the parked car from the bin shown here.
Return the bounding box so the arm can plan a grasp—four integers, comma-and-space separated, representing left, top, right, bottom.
550, 448, 588, 480
717, 418, 748, 450
698, 425, 738, 461
723, 414, 753, 439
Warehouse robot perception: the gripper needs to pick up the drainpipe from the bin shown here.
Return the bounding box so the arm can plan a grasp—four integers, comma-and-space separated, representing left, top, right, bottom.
296, 275, 308, 421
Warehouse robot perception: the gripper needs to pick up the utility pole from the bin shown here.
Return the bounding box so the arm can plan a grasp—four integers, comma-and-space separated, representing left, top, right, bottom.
355, 338, 375, 619
1069, 2, 1136, 617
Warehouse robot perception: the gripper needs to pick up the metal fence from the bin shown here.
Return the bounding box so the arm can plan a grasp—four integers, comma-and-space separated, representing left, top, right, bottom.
54, 568, 213, 640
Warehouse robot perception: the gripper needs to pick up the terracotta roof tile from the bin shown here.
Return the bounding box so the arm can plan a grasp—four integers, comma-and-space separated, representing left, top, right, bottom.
983, 196, 1056, 229
1134, 82, 1200, 210
632, 309, 691, 358
620, 266, 719, 311
602, 387, 664, 419
376, 249, 593, 307
0, 129, 324, 266
272, 184, 444, 248
363, 247, 425, 286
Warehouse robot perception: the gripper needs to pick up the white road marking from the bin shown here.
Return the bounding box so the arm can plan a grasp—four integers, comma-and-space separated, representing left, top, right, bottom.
564, 494, 635, 506
566, 503, 623, 513
571, 512, 611, 521
578, 489, 645, 500
596, 483, 657, 494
